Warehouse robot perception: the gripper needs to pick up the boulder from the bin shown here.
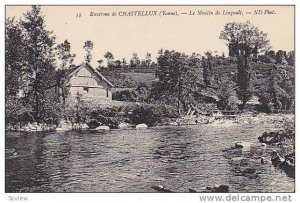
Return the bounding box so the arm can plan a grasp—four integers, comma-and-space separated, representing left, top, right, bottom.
136, 123, 148, 129
151, 185, 173, 192
188, 188, 198, 193
260, 157, 270, 164
25, 122, 43, 131
234, 141, 251, 151
258, 131, 286, 144
230, 157, 251, 167
222, 146, 243, 158
250, 143, 266, 156
280, 159, 295, 178
80, 123, 89, 129
118, 123, 130, 129
284, 152, 295, 164
241, 168, 256, 175
56, 120, 72, 131
56, 126, 71, 131
271, 151, 295, 178
95, 125, 110, 131
20, 126, 32, 132
203, 185, 229, 193
271, 150, 284, 166
213, 185, 229, 193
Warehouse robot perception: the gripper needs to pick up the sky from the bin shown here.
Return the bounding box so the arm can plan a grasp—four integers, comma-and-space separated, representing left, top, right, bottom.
6, 5, 294, 67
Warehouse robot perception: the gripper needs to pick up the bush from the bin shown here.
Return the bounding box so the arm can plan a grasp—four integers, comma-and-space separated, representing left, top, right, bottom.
87, 107, 126, 128
130, 105, 161, 126
112, 89, 138, 102
5, 96, 34, 127
130, 104, 178, 126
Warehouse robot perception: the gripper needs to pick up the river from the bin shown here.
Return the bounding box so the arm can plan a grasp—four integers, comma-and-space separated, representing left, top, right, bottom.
5, 123, 294, 192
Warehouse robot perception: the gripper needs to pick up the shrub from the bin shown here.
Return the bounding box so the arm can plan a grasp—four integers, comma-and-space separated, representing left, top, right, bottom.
129, 104, 178, 126
5, 96, 34, 127
112, 89, 137, 102
130, 105, 161, 126
87, 106, 126, 128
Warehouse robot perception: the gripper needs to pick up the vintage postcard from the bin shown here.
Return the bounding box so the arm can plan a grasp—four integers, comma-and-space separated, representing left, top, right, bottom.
5, 5, 295, 195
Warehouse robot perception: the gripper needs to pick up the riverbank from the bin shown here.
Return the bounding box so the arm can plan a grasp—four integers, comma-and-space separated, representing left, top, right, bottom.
221, 113, 295, 180
5, 113, 294, 132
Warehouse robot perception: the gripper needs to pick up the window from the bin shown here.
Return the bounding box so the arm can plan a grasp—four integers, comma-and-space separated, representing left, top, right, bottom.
83, 87, 89, 93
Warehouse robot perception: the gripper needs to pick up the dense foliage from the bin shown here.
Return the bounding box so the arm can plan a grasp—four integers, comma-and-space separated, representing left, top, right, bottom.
5, 7, 295, 128
220, 21, 270, 109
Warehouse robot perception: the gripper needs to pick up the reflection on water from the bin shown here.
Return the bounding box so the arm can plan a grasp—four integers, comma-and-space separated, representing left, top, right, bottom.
5, 124, 294, 192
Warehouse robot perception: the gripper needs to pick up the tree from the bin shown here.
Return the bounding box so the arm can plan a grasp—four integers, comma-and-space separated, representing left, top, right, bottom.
268, 50, 276, 59
257, 67, 292, 112
97, 59, 104, 69
136, 82, 151, 102
56, 40, 75, 68
55, 40, 76, 105
115, 60, 122, 69
5, 95, 33, 127
5, 18, 33, 127
286, 51, 295, 66
215, 76, 238, 110
202, 51, 213, 87
258, 53, 276, 64
145, 52, 152, 68
5, 17, 26, 96
83, 40, 93, 63
130, 52, 141, 68
121, 58, 127, 68
251, 58, 294, 113
220, 21, 270, 109
152, 50, 202, 115
21, 5, 56, 122
275, 50, 285, 64
104, 51, 114, 67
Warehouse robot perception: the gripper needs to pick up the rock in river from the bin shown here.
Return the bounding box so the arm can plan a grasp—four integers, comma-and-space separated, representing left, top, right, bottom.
203, 185, 229, 193
136, 123, 148, 129
235, 141, 251, 150
271, 151, 295, 178
95, 125, 110, 131
118, 123, 130, 129
151, 185, 173, 192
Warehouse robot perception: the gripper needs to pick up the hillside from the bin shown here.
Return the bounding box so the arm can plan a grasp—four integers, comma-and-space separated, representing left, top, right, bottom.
100, 62, 294, 91
100, 68, 157, 88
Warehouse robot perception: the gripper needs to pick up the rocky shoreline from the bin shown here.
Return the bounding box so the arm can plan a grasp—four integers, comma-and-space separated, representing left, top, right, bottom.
5, 121, 150, 132
222, 115, 295, 180
5, 113, 294, 132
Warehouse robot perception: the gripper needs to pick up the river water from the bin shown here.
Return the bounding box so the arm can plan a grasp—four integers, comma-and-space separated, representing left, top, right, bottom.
5, 123, 294, 192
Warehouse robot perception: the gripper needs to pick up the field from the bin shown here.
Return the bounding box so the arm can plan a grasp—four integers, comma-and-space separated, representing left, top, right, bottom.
101, 69, 157, 88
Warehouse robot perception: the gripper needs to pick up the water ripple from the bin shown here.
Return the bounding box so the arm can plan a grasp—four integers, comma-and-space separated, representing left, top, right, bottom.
5, 124, 294, 192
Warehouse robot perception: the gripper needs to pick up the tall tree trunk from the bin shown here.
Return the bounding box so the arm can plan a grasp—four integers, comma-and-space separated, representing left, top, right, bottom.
35, 82, 39, 121
178, 79, 181, 116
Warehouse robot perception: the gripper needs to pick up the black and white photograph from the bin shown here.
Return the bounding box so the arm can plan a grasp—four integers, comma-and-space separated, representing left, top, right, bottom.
4, 3, 296, 197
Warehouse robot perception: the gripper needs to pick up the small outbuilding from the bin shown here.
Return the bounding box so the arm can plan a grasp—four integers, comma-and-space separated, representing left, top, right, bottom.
67, 62, 113, 103
50, 62, 114, 106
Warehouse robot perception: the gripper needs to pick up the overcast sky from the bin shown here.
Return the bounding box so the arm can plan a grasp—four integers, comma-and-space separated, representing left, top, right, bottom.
6, 5, 294, 67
